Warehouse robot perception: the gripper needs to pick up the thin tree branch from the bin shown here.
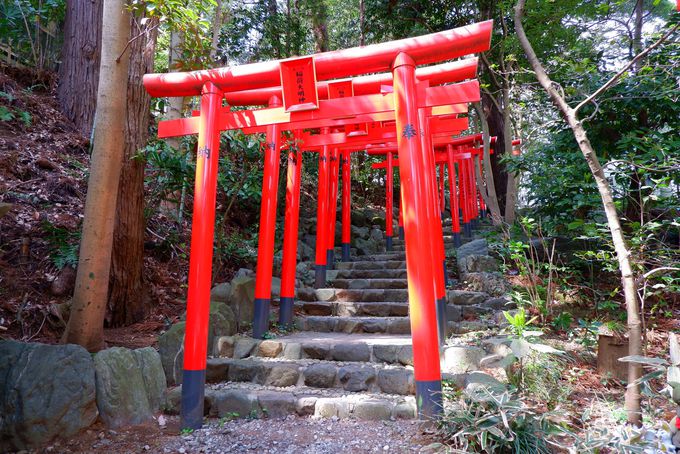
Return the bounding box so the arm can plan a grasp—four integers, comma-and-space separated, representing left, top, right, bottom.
574, 22, 680, 114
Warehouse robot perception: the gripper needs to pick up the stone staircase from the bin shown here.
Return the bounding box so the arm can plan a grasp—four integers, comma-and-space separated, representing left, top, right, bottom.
166, 228, 508, 422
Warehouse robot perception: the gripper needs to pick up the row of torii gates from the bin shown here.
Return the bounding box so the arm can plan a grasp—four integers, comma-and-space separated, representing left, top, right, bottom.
143, 19, 520, 429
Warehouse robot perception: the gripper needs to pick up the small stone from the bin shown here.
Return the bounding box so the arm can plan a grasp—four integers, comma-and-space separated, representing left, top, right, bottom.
213, 336, 236, 357
331, 343, 370, 362
233, 338, 259, 359
352, 400, 391, 420
303, 363, 337, 388
258, 340, 283, 358
338, 365, 375, 392
295, 396, 318, 416
302, 343, 330, 359
263, 364, 299, 387
377, 368, 414, 395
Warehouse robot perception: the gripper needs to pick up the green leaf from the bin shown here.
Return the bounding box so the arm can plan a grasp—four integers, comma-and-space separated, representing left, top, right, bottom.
618, 355, 667, 367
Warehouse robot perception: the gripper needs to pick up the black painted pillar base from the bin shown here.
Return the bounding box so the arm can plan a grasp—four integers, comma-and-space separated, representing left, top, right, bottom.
463, 222, 472, 238
442, 260, 449, 287
315, 264, 327, 288
279, 297, 294, 326
386, 235, 393, 251
399, 226, 404, 241
436, 297, 447, 345
415, 380, 443, 419
180, 369, 206, 430
253, 298, 270, 339
341, 243, 350, 262
453, 232, 462, 247
441, 211, 445, 219
326, 249, 334, 270
480, 209, 486, 219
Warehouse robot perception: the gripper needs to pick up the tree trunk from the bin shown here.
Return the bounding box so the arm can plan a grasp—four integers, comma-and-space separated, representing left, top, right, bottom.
107, 15, 158, 327
63, 0, 131, 351
359, 0, 365, 46
307, 0, 329, 52
502, 86, 518, 223
57, 0, 102, 136
514, 0, 642, 426
472, 102, 502, 225
209, 0, 224, 61
481, 91, 509, 215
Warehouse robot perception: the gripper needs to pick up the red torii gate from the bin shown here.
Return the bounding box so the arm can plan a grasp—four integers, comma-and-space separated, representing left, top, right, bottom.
143, 20, 493, 429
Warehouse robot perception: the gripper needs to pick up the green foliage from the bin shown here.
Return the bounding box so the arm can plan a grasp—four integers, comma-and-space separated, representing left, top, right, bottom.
0, 0, 65, 69
438, 376, 571, 453
42, 221, 79, 270
551, 312, 573, 332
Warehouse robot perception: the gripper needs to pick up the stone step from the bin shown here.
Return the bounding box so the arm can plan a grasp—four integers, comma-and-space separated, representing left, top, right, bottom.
296, 301, 409, 317
333, 269, 408, 279
165, 382, 417, 420
214, 332, 498, 373
356, 253, 406, 262
296, 316, 492, 335
214, 333, 415, 366
205, 357, 416, 396
335, 260, 406, 271
298, 288, 409, 303
296, 316, 411, 334
329, 278, 408, 289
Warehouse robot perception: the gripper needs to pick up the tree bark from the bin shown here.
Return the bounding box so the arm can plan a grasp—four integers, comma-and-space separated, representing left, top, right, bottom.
502, 85, 518, 224
472, 102, 502, 225
307, 0, 329, 52
481, 91, 509, 215
514, 0, 642, 426
107, 15, 158, 327
63, 0, 131, 351
57, 0, 102, 136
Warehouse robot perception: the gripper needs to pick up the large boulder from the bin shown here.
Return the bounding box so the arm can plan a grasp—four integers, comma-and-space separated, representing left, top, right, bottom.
228, 274, 256, 325
297, 241, 315, 262
456, 239, 488, 266
354, 236, 381, 256
159, 301, 236, 385
463, 272, 511, 297
459, 255, 499, 274
93, 347, 166, 428
0, 341, 97, 451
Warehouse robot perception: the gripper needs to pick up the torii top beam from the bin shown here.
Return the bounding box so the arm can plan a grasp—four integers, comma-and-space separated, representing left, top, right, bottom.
143, 21, 493, 97
223, 58, 479, 106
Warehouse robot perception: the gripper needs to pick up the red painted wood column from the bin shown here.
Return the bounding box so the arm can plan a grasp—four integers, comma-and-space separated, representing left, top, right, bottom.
279, 139, 303, 327
253, 96, 283, 339
477, 156, 487, 218
181, 82, 223, 430
341, 149, 351, 261
385, 151, 394, 251
398, 197, 404, 241
340, 149, 352, 261
446, 144, 462, 247
419, 108, 448, 344
459, 150, 471, 238
393, 53, 442, 418
438, 163, 446, 218
314, 128, 331, 288
469, 156, 479, 227
327, 147, 340, 268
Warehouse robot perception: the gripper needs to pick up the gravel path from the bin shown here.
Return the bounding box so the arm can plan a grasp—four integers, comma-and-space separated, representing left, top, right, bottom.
52, 415, 441, 453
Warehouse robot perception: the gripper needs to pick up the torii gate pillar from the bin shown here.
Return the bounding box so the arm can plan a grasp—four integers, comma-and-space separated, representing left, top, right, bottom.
253, 97, 283, 339
180, 82, 223, 429
392, 53, 442, 418
279, 143, 303, 326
